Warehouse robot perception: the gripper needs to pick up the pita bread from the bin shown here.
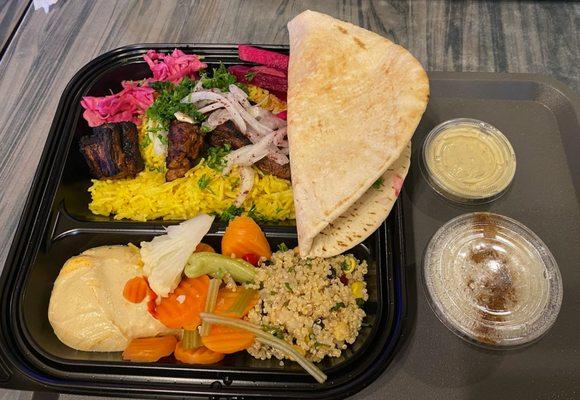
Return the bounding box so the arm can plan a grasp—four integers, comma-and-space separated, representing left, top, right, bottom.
309, 142, 411, 257
287, 11, 429, 257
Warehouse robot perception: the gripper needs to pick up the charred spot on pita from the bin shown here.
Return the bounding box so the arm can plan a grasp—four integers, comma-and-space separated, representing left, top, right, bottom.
354, 37, 367, 49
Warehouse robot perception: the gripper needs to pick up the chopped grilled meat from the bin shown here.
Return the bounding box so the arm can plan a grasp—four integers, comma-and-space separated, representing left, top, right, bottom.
255, 156, 291, 180
79, 122, 144, 179
166, 120, 204, 181
207, 121, 291, 180
207, 121, 251, 148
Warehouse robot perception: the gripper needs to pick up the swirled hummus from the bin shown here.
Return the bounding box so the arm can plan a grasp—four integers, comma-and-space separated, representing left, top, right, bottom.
424, 121, 516, 200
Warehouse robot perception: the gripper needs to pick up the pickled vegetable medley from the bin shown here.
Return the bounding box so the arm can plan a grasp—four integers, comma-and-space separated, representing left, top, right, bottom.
115, 215, 367, 383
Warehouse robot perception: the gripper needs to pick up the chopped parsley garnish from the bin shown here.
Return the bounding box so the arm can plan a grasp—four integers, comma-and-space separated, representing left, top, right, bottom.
340, 261, 349, 271
148, 80, 172, 92
157, 134, 168, 145
284, 282, 293, 292
215, 204, 243, 222
197, 174, 211, 190
330, 302, 346, 312
205, 144, 231, 171
247, 203, 273, 224
356, 298, 366, 308
372, 177, 384, 189
262, 325, 284, 340
146, 77, 205, 130
200, 125, 213, 134
277, 242, 289, 252
245, 71, 256, 82
200, 63, 240, 92
140, 133, 151, 148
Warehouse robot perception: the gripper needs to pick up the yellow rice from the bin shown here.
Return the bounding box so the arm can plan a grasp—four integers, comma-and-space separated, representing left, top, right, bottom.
88, 117, 294, 221
246, 85, 287, 114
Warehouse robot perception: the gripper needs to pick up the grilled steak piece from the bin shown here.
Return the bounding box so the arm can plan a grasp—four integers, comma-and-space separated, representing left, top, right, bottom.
79, 122, 144, 179
166, 120, 204, 182
255, 156, 291, 180
207, 121, 252, 148
207, 121, 291, 180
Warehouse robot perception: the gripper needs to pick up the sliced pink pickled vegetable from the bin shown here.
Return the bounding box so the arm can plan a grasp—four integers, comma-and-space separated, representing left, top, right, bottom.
238, 45, 289, 71
393, 174, 404, 197
228, 65, 287, 93
248, 66, 286, 78
144, 49, 207, 83
228, 64, 252, 78
81, 81, 155, 127
276, 111, 287, 120
270, 89, 287, 101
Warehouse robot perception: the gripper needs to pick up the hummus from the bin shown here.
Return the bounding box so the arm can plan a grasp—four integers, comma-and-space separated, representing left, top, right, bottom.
48, 245, 174, 352
424, 121, 516, 200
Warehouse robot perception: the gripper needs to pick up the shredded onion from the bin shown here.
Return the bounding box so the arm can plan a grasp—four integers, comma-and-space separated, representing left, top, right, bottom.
244, 126, 267, 143
174, 111, 195, 124
181, 91, 224, 104
222, 142, 270, 175
248, 106, 286, 130
268, 151, 290, 165
229, 84, 251, 108
199, 313, 327, 383
198, 102, 224, 114
222, 129, 284, 174
222, 101, 247, 133
225, 96, 273, 139
206, 108, 232, 129
182, 92, 246, 133
235, 166, 255, 206
193, 80, 204, 92
181, 88, 290, 169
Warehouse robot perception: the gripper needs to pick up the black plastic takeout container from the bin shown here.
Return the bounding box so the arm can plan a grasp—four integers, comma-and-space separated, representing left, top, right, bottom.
0, 45, 409, 399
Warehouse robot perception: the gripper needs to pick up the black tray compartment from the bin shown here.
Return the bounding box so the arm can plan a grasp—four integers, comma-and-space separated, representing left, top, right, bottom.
0, 44, 409, 399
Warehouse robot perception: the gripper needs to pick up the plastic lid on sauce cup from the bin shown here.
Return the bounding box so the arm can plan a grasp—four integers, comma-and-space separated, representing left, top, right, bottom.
422, 212, 562, 349
421, 118, 516, 204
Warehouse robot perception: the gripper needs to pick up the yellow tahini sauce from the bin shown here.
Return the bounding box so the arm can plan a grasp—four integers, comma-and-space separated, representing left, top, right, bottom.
425, 123, 516, 200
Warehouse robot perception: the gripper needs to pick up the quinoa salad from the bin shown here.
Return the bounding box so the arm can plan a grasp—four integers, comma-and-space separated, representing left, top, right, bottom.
246, 249, 368, 362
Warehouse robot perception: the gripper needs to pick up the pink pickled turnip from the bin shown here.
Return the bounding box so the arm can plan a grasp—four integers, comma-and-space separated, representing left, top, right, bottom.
392, 174, 404, 197
238, 45, 289, 71
228, 65, 287, 93
80, 81, 155, 127
144, 49, 207, 83
248, 66, 286, 78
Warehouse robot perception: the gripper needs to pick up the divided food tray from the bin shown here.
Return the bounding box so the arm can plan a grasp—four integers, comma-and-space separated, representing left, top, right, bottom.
0, 45, 408, 399
1, 44, 579, 399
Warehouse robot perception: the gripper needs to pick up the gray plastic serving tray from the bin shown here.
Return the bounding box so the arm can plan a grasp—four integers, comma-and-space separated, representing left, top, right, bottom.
1, 56, 579, 399
400, 72, 579, 399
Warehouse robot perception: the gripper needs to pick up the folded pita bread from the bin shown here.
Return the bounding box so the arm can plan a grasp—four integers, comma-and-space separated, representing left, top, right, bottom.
287, 11, 429, 257
309, 142, 411, 257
